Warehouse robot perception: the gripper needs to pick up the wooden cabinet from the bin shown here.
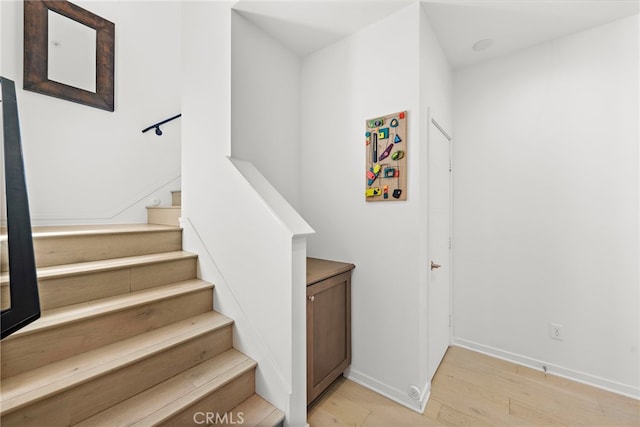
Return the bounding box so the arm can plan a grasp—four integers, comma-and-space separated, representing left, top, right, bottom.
306, 258, 354, 405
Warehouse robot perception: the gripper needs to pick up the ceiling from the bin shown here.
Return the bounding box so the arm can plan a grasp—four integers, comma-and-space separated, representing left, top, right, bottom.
423, 0, 640, 68
232, 1, 414, 57
233, 0, 639, 68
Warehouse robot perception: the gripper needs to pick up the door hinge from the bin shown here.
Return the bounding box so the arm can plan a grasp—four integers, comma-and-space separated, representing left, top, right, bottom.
448, 314, 452, 327
449, 237, 452, 250
449, 160, 452, 172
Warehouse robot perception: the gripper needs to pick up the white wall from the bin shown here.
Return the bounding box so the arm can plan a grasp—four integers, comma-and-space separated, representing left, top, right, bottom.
300, 2, 452, 410
182, 3, 311, 425
453, 15, 639, 398
418, 2, 454, 393
231, 12, 301, 209
1, 1, 181, 225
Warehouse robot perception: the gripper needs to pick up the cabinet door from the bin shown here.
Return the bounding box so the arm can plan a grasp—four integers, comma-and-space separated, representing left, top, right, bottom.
307, 272, 351, 404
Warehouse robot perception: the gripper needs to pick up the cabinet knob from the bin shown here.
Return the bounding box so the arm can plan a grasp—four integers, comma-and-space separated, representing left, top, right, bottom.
308, 296, 315, 302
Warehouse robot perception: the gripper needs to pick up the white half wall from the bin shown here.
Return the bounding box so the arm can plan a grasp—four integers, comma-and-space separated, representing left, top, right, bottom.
182, 3, 312, 425
453, 14, 640, 398
1, 1, 181, 225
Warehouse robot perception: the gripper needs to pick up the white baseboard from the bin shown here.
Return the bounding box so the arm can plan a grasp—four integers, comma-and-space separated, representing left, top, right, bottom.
418, 383, 431, 414
346, 369, 431, 414
453, 337, 640, 400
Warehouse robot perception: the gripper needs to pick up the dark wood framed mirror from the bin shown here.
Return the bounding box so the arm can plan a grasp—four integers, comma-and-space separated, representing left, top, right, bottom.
24, 0, 115, 111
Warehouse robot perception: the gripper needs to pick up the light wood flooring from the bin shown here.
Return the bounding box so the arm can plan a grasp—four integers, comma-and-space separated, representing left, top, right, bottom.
308, 346, 640, 426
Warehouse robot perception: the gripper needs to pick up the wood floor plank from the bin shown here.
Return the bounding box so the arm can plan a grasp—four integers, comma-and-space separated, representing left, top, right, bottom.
308, 346, 640, 427
360, 409, 442, 427
309, 406, 360, 427
435, 402, 492, 427
310, 392, 370, 426
309, 378, 440, 427
422, 398, 443, 421
506, 398, 570, 427
435, 359, 605, 425
430, 367, 515, 426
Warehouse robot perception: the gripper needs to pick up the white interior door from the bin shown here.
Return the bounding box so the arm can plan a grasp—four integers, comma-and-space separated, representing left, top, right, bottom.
428, 118, 452, 380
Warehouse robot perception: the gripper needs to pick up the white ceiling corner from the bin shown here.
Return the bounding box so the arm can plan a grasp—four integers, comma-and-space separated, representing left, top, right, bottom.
232, 0, 639, 66
422, 0, 640, 69
232, 1, 415, 57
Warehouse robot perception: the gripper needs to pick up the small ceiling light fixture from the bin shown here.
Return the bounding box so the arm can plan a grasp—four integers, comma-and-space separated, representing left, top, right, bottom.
472, 38, 493, 52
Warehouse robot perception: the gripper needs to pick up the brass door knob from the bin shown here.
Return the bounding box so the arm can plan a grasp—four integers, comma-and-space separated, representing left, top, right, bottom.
431, 261, 442, 270
308, 296, 315, 302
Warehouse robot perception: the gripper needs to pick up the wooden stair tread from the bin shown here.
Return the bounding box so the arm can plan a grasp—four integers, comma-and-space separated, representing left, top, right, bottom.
5, 279, 213, 339
0, 251, 197, 284
0, 224, 179, 241
0, 311, 233, 414
74, 349, 256, 427
228, 394, 286, 427
145, 206, 181, 210
32, 224, 180, 237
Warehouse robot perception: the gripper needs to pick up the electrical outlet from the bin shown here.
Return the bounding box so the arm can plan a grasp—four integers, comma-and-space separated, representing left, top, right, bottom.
550, 323, 564, 341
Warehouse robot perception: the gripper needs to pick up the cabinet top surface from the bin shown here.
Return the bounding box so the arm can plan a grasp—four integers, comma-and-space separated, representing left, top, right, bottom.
307, 257, 355, 286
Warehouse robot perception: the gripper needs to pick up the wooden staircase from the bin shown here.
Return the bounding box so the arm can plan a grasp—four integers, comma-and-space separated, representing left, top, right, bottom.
146, 190, 182, 227
0, 192, 284, 426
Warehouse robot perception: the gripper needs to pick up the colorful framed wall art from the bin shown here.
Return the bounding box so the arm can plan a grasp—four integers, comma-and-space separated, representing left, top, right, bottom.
365, 111, 407, 202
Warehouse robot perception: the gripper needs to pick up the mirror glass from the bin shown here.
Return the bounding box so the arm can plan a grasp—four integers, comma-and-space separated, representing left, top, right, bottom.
47, 10, 96, 93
